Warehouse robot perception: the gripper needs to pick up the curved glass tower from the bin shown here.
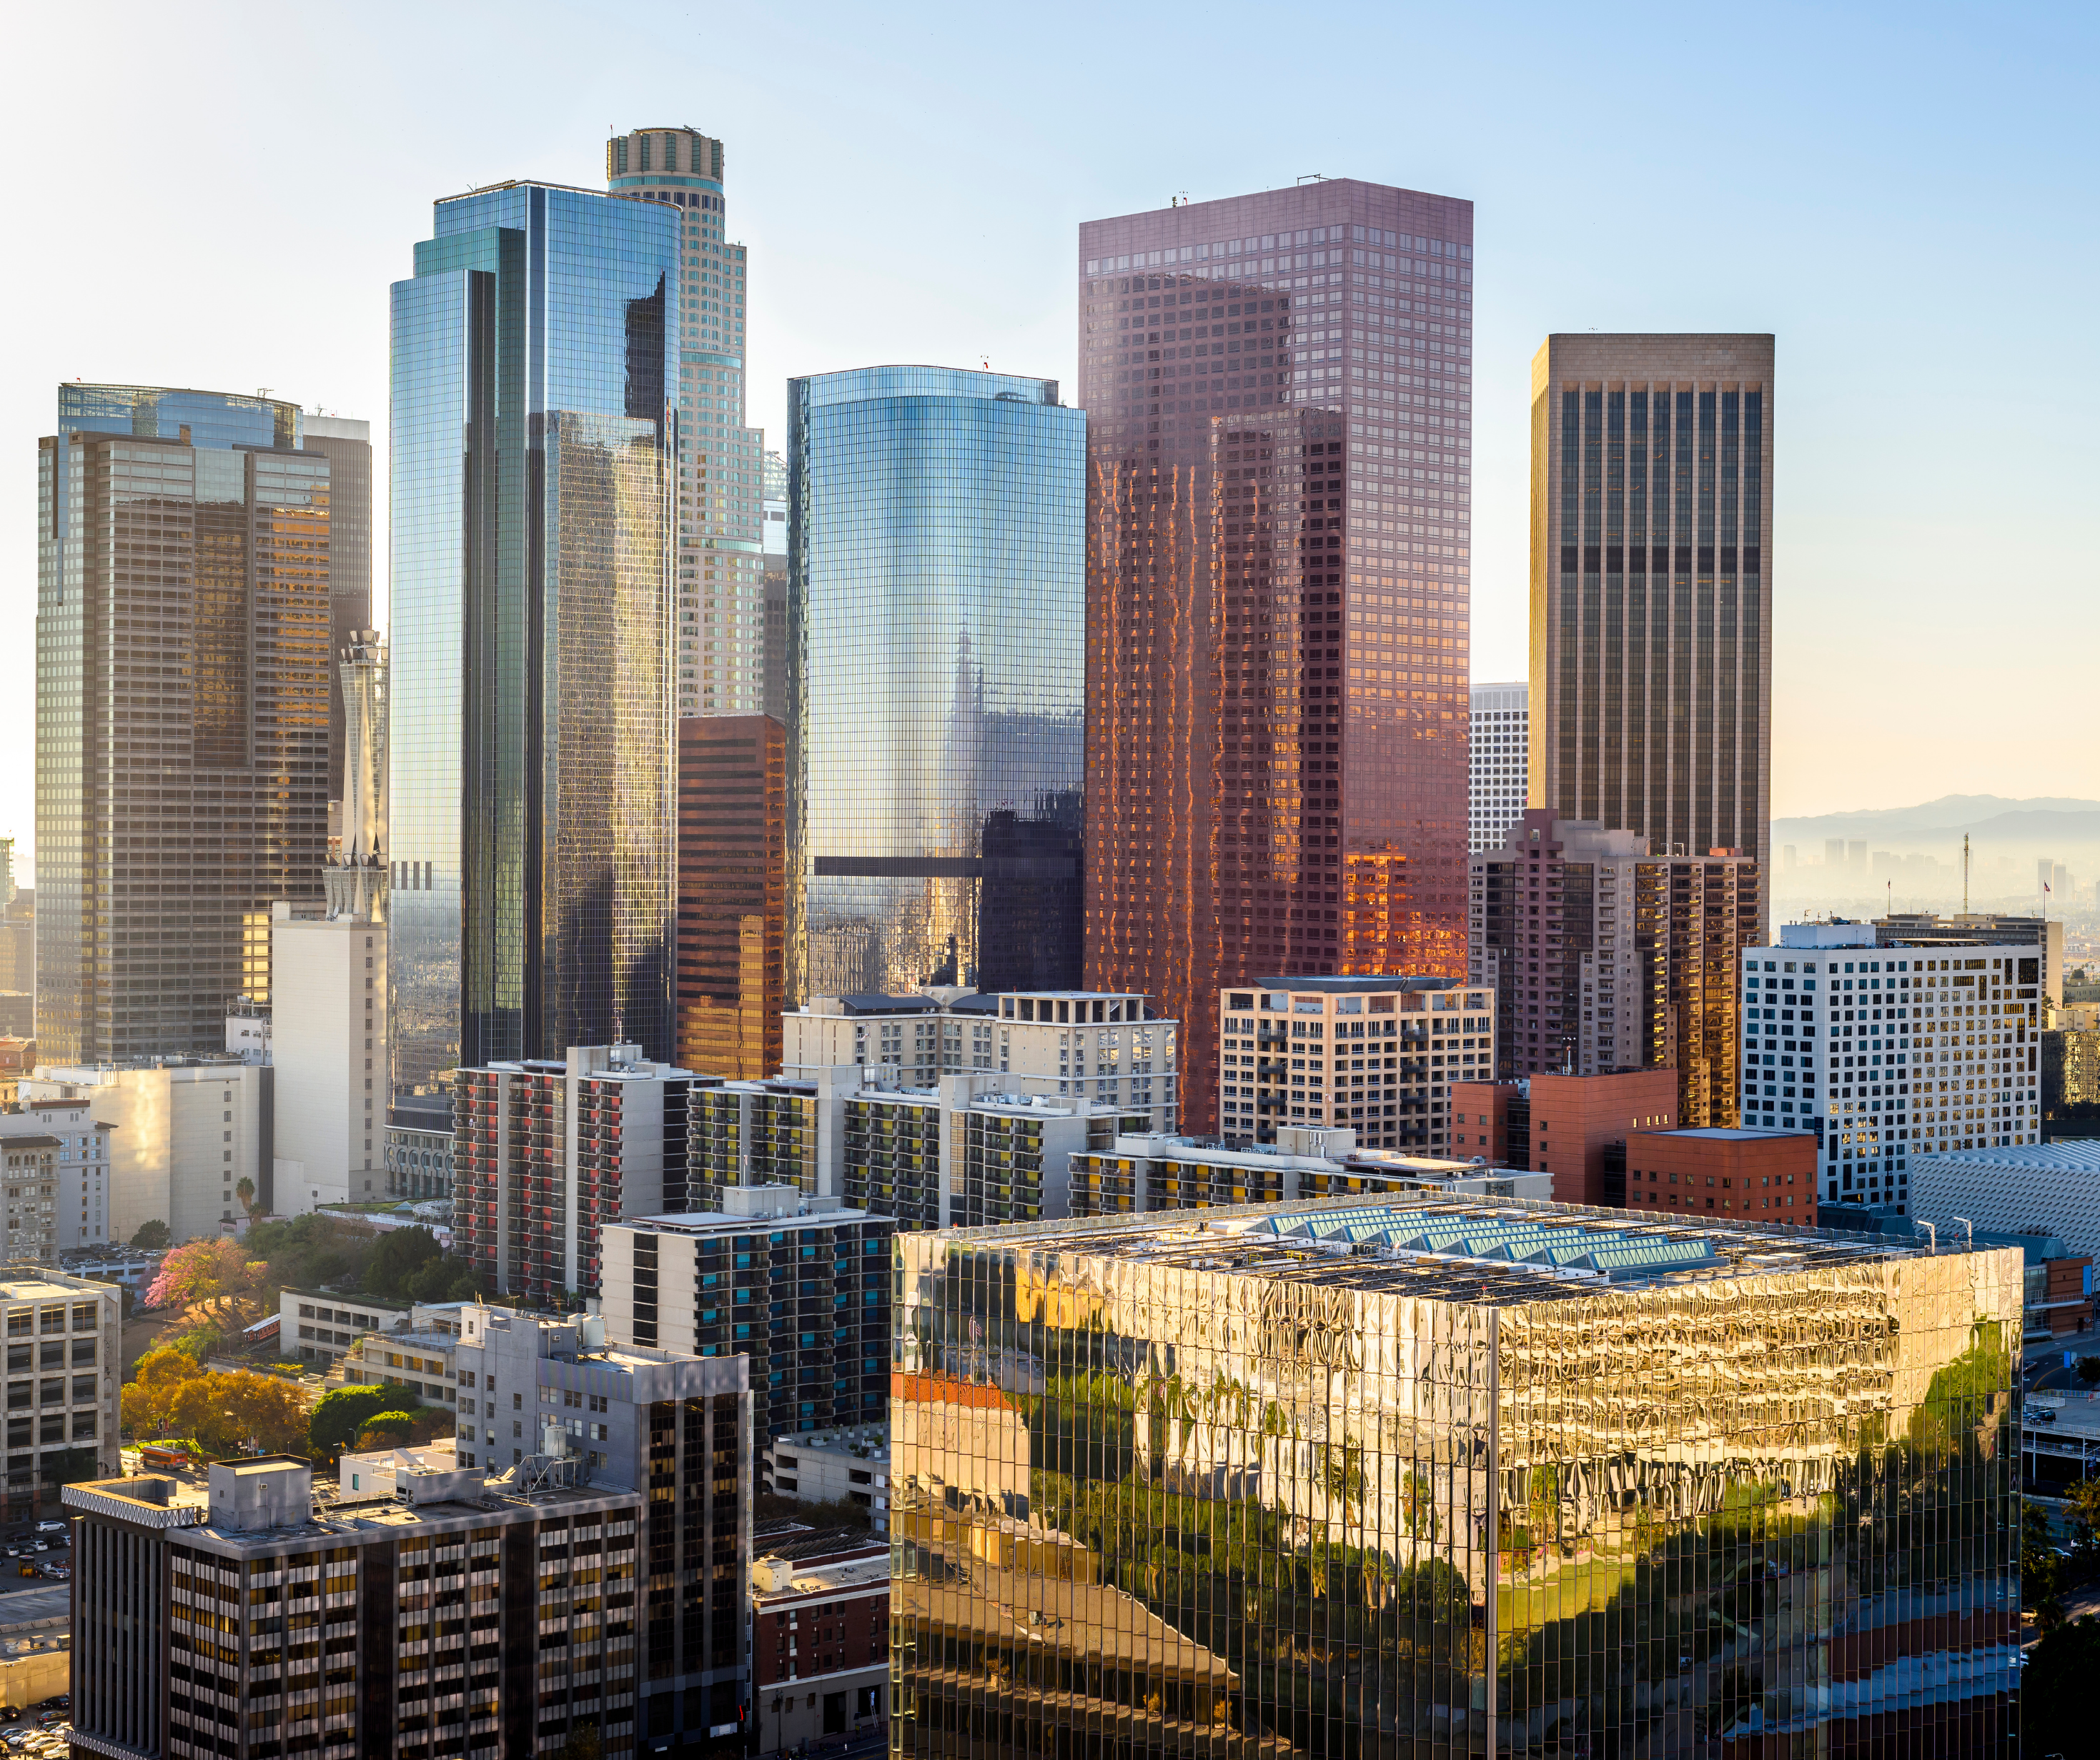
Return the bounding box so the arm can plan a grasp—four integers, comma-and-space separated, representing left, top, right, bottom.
388, 182, 679, 1105
788, 367, 1085, 1000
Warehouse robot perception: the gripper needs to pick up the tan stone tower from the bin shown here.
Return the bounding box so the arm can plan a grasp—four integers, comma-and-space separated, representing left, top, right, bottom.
1527, 334, 1775, 909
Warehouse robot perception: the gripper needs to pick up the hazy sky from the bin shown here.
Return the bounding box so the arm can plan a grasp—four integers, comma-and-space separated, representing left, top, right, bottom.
3, 0, 2094, 875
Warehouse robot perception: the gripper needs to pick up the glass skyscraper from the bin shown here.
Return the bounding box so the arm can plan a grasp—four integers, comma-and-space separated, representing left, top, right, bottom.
893, 1197, 2021, 1756
1079, 185, 1475, 1138
1528, 335, 1775, 890
605, 126, 765, 719
35, 385, 331, 1063
788, 367, 1085, 1001
388, 182, 679, 1108
296, 414, 374, 802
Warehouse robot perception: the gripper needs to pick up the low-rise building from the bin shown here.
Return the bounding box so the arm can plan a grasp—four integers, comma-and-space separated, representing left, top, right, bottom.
277, 1286, 415, 1368
1908, 1140, 2100, 1264
1216, 975, 1495, 1154
1623, 1125, 1818, 1225
1065, 1128, 1551, 1218
749, 1531, 888, 1756
783, 988, 1178, 1130
66, 1453, 655, 1760
761, 1427, 890, 1530
336, 1299, 491, 1412
600, 1194, 890, 1443
385, 1118, 455, 1200
1450, 1070, 1680, 1207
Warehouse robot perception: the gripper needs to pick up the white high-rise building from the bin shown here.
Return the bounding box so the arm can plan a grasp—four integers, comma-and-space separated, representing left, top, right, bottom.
1469, 680, 1528, 853
607, 126, 764, 719
274, 633, 389, 1212
1739, 921, 2044, 1215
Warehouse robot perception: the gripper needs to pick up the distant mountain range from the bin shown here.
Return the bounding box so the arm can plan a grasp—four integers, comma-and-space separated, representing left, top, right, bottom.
1774, 795, 2100, 850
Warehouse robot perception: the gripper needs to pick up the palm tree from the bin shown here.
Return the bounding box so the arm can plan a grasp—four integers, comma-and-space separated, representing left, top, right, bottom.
234, 1177, 264, 1225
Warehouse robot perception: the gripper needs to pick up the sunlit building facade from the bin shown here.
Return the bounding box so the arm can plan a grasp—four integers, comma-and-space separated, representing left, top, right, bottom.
789, 367, 1086, 1002
388, 182, 679, 1106
35, 385, 332, 1063
1528, 335, 1775, 897
1079, 186, 1475, 1138
893, 1197, 2021, 1756
676, 714, 786, 1080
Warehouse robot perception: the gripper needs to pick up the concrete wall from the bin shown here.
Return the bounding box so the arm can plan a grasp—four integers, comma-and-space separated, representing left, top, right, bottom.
273, 912, 387, 1213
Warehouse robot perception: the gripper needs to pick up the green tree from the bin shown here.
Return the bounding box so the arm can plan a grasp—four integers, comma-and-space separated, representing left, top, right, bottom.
234, 1177, 264, 1225
308, 1385, 402, 1460
244, 1213, 380, 1292
407, 1253, 480, 1303
2076, 1355, 2100, 1386
2024, 1501, 2066, 1615
353, 1411, 420, 1451
130, 1219, 172, 1250
2024, 1614, 2100, 1754
362, 1227, 444, 1299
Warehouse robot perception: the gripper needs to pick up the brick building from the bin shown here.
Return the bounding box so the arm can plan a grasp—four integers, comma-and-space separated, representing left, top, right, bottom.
749, 1528, 888, 1754
1448, 1070, 1678, 1206
1624, 1125, 1818, 1225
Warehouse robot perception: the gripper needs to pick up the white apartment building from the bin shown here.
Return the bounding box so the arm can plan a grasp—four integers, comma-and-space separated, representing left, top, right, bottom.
21, 1060, 265, 1244
1470, 680, 1529, 853
0, 1099, 112, 1248
272, 902, 387, 1212
782, 988, 1178, 1130
1216, 975, 1495, 1154
1067, 1128, 1550, 1216
1739, 921, 2044, 1215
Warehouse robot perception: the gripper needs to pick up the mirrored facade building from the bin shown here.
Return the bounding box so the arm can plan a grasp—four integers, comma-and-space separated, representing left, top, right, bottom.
788, 367, 1085, 1003
1079, 187, 1475, 1140
893, 1198, 2019, 1757
36, 385, 332, 1063
388, 182, 679, 1115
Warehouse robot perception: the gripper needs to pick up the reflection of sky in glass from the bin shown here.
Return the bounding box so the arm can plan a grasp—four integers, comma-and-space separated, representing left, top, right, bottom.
390, 184, 678, 1098
895, 1203, 2021, 1757
789, 367, 1084, 999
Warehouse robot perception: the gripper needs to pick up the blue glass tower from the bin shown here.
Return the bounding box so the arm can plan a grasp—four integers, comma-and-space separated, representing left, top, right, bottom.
787, 367, 1085, 1000
388, 183, 680, 1108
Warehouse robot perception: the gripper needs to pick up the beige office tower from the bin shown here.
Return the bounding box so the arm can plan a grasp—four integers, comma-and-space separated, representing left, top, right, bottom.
607, 126, 765, 717
1528, 336, 1774, 905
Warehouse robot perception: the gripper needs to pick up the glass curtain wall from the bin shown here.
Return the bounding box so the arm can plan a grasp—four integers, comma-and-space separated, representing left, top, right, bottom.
892, 1203, 2019, 1756
389, 183, 678, 1102
788, 367, 1085, 1003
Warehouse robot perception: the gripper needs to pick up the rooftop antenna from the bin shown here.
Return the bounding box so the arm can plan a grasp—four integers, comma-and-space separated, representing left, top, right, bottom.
1963, 835, 1971, 915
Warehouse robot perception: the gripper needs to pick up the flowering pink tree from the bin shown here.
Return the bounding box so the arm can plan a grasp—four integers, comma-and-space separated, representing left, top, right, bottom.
143, 1237, 264, 1322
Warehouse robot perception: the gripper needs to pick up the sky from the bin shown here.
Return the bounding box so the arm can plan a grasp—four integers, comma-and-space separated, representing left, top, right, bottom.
1, 0, 2094, 877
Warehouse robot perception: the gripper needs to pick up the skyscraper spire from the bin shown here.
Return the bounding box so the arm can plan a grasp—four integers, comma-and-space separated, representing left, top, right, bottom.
325, 630, 387, 920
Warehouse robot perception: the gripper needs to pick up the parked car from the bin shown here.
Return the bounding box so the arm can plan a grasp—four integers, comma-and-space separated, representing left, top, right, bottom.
31, 1523, 61, 1536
